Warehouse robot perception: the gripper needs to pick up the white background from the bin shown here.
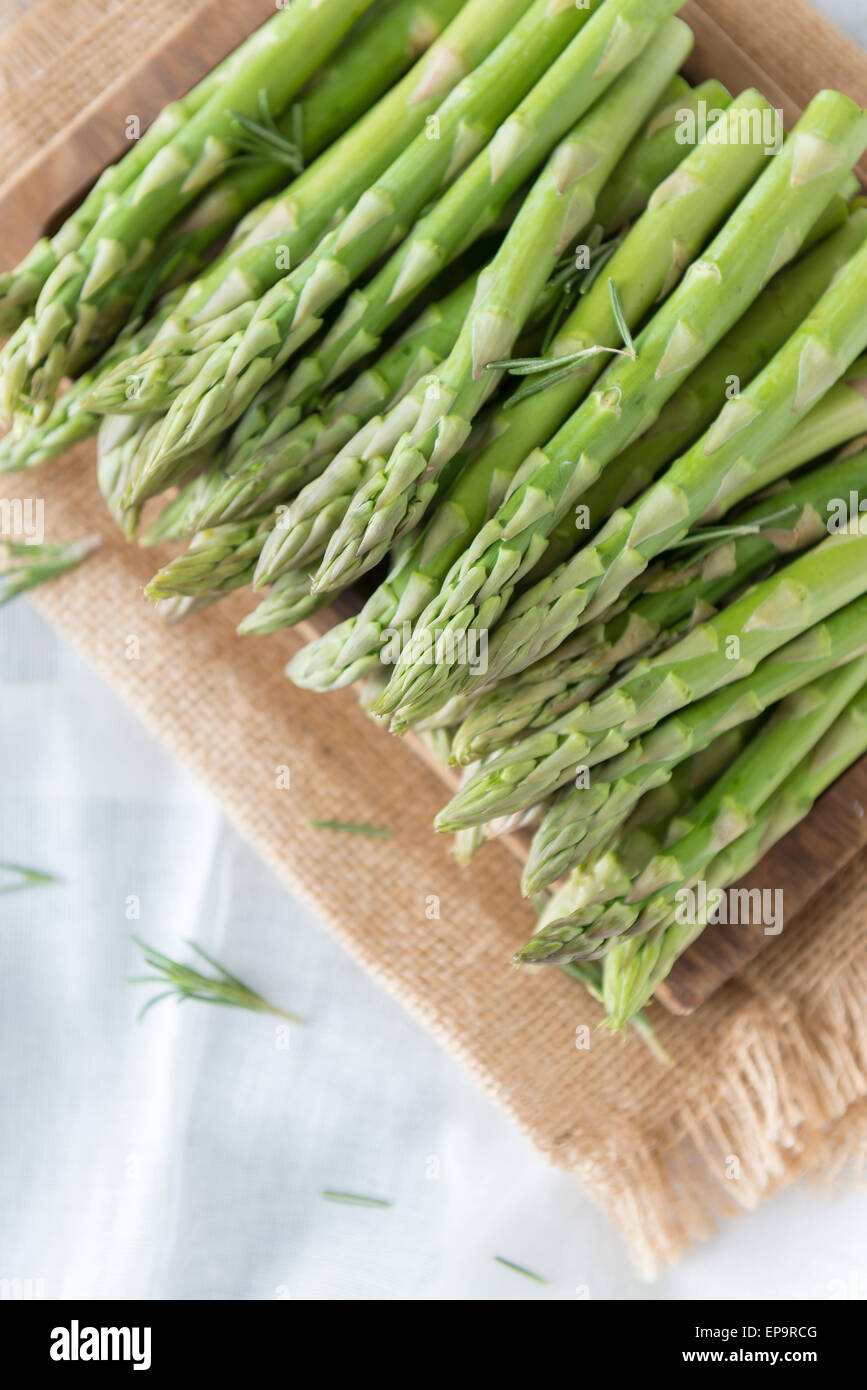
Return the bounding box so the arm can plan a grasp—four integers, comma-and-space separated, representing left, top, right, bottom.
1, 0, 866, 1303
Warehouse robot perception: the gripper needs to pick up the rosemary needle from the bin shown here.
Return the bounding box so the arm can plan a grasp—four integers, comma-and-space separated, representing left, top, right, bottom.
0, 862, 61, 894
494, 1256, 548, 1285
309, 819, 391, 839
321, 1190, 392, 1208
129, 937, 303, 1024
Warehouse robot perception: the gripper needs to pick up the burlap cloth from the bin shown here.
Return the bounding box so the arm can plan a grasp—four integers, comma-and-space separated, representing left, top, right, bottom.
2, 0, 866, 1278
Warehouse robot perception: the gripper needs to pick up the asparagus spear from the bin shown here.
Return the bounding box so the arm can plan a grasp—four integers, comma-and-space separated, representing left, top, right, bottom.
451, 441, 867, 763
144, 519, 268, 602
107, 0, 598, 429
523, 590, 867, 893
479, 224, 867, 693
592, 79, 730, 234
0, 536, 100, 604
144, 278, 486, 602
237, 573, 331, 636
434, 517, 867, 833
525, 654, 867, 964
520, 209, 867, 573
131, 0, 690, 499
528, 724, 754, 936
310, 18, 695, 595
287, 91, 774, 692
376, 92, 867, 727
700, 352, 867, 519
603, 679, 867, 1025
2, 0, 382, 414
1, 0, 464, 390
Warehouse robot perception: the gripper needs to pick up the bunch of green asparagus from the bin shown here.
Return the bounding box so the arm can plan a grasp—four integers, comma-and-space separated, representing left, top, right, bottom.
3, 0, 867, 1035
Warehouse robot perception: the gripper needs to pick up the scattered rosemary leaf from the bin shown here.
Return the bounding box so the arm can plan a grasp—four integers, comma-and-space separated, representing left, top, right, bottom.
494, 1256, 548, 1285
229, 90, 304, 172
0, 862, 61, 895
321, 1190, 392, 1209
129, 937, 303, 1024
666, 507, 799, 553
309, 819, 391, 839
608, 277, 637, 359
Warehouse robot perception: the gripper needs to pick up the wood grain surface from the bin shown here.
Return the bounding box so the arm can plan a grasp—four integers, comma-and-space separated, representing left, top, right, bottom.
2, 0, 866, 1014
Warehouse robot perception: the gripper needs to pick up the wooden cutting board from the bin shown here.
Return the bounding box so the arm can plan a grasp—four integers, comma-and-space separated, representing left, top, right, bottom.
1, 0, 866, 1014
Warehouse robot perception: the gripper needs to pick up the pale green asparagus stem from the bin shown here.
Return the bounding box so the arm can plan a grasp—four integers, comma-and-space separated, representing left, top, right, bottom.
479, 221, 867, 692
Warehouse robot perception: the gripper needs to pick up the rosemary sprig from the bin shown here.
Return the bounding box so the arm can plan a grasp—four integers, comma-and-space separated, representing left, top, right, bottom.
0, 862, 61, 894
665, 506, 799, 553
539, 236, 620, 352
0, 536, 99, 606
321, 1190, 392, 1208
309, 819, 392, 839
493, 1256, 548, 1285
608, 277, 637, 360
129, 937, 303, 1023
491, 278, 637, 406
229, 90, 304, 173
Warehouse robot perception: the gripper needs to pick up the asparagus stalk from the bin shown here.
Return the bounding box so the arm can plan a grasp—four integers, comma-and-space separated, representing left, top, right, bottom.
0, 0, 464, 388
451, 441, 867, 763
123, 0, 531, 355
310, 18, 695, 595
131, 0, 691, 499
143, 278, 485, 604
592, 79, 730, 234
523, 209, 867, 571
603, 678, 867, 1025
2, 0, 381, 414
701, 352, 867, 519
376, 91, 867, 727
237, 573, 331, 636
287, 91, 774, 692
523, 590, 867, 893
525, 654, 867, 964
434, 517, 867, 833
